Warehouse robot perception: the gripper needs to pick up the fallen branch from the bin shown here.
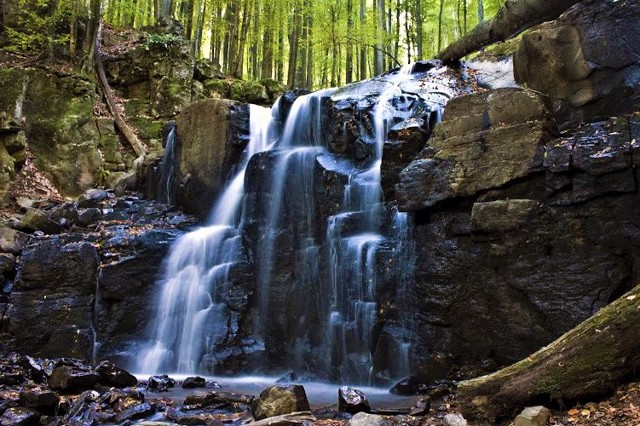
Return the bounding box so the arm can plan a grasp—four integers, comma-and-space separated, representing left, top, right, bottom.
457, 284, 640, 422
93, 40, 147, 159
438, 0, 583, 62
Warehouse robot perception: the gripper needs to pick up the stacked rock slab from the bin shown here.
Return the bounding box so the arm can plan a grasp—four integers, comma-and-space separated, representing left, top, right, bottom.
513, 0, 640, 125
392, 86, 640, 381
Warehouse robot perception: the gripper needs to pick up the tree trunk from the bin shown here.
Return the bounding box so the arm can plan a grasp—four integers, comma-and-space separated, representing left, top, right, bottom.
437, 0, 445, 52
477, 0, 483, 22
415, 0, 423, 59
95, 52, 147, 159
358, 0, 366, 80
438, 0, 582, 62
458, 284, 640, 422
345, 0, 353, 83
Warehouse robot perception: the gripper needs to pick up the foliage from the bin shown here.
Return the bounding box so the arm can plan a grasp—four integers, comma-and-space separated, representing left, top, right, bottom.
1, 0, 509, 86
3, 0, 87, 54
144, 33, 183, 52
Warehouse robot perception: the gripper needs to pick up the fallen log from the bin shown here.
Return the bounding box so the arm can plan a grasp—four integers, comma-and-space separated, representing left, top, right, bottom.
457, 284, 640, 422
94, 41, 147, 159
438, 0, 582, 62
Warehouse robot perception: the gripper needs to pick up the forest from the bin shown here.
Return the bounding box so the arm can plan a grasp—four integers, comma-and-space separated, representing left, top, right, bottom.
1, 0, 507, 88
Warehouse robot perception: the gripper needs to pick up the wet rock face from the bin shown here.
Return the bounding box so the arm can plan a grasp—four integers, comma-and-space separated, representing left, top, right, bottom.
395, 94, 640, 380
9, 239, 99, 359
396, 88, 555, 211
2, 192, 195, 363
172, 99, 250, 218
513, 0, 640, 125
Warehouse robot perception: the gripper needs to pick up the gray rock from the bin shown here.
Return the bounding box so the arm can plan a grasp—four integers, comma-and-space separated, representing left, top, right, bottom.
0, 226, 28, 254
252, 385, 310, 421
49, 363, 100, 392
78, 188, 111, 208
77, 208, 103, 227
19, 388, 59, 414
20, 208, 63, 234
443, 413, 468, 426
338, 386, 370, 415
514, 406, 551, 426
347, 412, 391, 426
0, 407, 40, 426
95, 360, 137, 388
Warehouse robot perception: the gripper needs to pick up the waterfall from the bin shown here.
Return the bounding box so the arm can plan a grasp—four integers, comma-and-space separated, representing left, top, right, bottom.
137, 104, 278, 374
138, 63, 451, 381
156, 125, 177, 205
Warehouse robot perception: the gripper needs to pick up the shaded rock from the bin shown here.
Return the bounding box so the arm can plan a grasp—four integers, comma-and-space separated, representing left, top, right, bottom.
514, 0, 640, 125
95, 361, 137, 388
49, 202, 79, 226
181, 376, 206, 389
0, 407, 40, 426
409, 397, 431, 416
183, 391, 254, 407
166, 406, 238, 425
0, 226, 28, 254
444, 413, 468, 426
116, 402, 155, 423
397, 89, 555, 211
49, 362, 100, 393
78, 189, 111, 208
62, 390, 101, 425
0, 253, 15, 275
9, 239, 99, 359
338, 387, 370, 415
389, 376, 422, 395
172, 99, 249, 217
146, 375, 175, 392
381, 118, 428, 200
514, 406, 551, 426
252, 385, 310, 421
249, 411, 315, 426
19, 388, 59, 414
347, 412, 390, 426
20, 208, 63, 234
76, 208, 103, 227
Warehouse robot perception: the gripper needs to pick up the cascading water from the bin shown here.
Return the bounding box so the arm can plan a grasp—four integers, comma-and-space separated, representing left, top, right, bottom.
137, 104, 278, 374
155, 125, 177, 205
138, 62, 454, 381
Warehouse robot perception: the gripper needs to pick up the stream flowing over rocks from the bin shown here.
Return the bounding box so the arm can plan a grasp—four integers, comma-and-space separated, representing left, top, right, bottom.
0, 0, 639, 424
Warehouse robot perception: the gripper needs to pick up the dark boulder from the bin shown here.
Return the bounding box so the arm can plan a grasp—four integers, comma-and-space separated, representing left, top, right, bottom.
338, 386, 370, 415
49, 362, 100, 393
95, 361, 137, 388
389, 376, 423, 395
146, 375, 176, 392
19, 208, 63, 234
116, 402, 155, 422
0, 407, 40, 426
19, 388, 59, 414
8, 239, 99, 359
76, 208, 103, 227
181, 376, 206, 389
252, 385, 310, 420
78, 189, 112, 208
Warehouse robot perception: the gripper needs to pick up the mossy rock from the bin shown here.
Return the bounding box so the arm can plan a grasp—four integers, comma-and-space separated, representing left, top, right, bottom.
22, 70, 104, 196
0, 68, 25, 123
152, 76, 193, 116
260, 79, 287, 102
203, 78, 268, 104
